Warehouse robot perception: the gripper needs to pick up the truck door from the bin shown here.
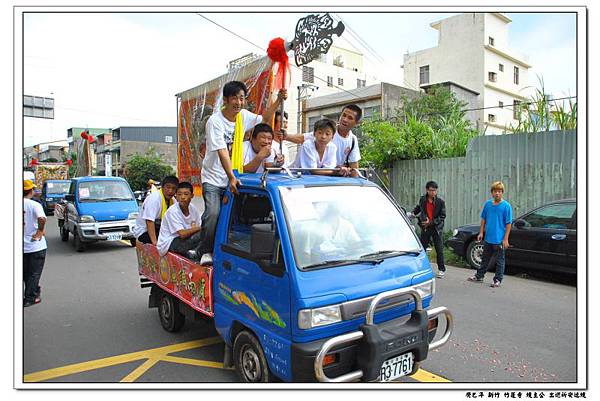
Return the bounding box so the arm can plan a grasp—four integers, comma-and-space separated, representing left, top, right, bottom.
214, 189, 291, 342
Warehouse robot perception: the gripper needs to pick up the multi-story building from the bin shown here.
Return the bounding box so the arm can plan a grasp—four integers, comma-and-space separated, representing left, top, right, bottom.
95, 126, 178, 176
403, 13, 531, 134
23, 142, 68, 167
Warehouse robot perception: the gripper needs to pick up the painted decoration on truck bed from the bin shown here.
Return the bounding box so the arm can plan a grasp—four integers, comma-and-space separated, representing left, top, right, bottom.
135, 242, 213, 316
218, 283, 286, 328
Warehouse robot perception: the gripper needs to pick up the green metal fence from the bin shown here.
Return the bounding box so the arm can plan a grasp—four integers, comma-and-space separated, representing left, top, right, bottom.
388, 130, 577, 231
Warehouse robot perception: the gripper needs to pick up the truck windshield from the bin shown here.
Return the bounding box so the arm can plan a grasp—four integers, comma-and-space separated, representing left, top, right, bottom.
78, 181, 134, 202
279, 185, 422, 270
46, 182, 70, 194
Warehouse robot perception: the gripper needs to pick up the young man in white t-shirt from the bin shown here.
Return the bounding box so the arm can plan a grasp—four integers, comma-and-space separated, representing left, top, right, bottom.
197, 81, 287, 265
132, 175, 179, 245
23, 179, 47, 307
286, 104, 363, 177
294, 119, 338, 174
156, 182, 202, 257
243, 123, 278, 173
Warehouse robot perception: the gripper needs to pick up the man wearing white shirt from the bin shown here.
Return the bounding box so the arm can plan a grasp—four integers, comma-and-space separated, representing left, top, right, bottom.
197, 81, 287, 265
243, 123, 277, 173
293, 119, 338, 174
132, 175, 179, 245
286, 104, 362, 176
157, 182, 202, 257
23, 180, 47, 307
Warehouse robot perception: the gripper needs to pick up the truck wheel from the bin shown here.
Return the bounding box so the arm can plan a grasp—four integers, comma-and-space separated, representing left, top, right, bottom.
60, 225, 69, 242
233, 330, 271, 383
466, 240, 483, 270
73, 230, 85, 252
129, 238, 136, 247
158, 293, 185, 332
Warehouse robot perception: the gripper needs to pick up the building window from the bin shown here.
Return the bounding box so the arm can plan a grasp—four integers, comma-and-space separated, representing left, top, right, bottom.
338, 78, 344, 86
513, 100, 522, 120
514, 66, 520, 85
333, 55, 345, 68
357, 79, 366, 88
499, 63, 504, 72
419, 65, 430, 85
489, 36, 495, 46
488, 72, 497, 82
302, 66, 314, 83
499, 101, 504, 108
488, 114, 496, 123
327, 76, 333, 87
165, 136, 173, 143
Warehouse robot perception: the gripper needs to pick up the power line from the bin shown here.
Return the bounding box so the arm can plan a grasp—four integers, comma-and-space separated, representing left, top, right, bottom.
333, 14, 385, 64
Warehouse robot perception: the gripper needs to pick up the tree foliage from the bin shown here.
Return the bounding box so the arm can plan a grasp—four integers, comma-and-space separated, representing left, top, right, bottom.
360, 86, 478, 169
123, 148, 175, 191
509, 76, 577, 134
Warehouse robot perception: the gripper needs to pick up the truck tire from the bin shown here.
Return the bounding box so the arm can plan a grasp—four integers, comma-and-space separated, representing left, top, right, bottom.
60, 225, 69, 242
466, 240, 484, 270
158, 292, 185, 332
73, 230, 85, 252
233, 330, 271, 383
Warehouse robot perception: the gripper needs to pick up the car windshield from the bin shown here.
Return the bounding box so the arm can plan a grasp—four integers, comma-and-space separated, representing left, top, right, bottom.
46, 182, 70, 194
78, 181, 134, 201
279, 185, 422, 270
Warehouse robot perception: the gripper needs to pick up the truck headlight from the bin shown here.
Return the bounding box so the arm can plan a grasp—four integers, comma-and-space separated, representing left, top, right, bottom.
78, 215, 95, 223
298, 304, 342, 329
413, 279, 435, 299
452, 229, 459, 237
128, 212, 139, 220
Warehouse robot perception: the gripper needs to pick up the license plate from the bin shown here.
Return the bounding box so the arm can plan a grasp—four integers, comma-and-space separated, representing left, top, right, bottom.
379, 352, 414, 382
106, 233, 123, 241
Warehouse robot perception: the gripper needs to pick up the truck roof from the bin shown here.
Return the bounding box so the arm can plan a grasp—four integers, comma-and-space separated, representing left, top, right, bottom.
71, 176, 128, 183
237, 172, 379, 191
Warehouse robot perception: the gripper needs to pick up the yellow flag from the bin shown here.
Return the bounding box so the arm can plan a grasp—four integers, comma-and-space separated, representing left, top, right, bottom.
231, 111, 244, 173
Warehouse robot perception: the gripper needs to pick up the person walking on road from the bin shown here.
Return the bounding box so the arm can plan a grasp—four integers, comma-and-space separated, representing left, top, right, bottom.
412, 181, 447, 278
23, 179, 47, 307
468, 181, 513, 288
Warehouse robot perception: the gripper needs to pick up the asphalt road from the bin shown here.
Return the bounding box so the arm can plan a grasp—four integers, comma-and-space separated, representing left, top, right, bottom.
22, 215, 577, 384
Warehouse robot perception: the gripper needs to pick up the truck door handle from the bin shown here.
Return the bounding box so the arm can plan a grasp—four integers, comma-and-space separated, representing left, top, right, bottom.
223, 261, 232, 271
551, 234, 566, 240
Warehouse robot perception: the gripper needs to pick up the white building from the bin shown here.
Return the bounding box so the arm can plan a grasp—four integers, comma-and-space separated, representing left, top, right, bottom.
403, 13, 531, 135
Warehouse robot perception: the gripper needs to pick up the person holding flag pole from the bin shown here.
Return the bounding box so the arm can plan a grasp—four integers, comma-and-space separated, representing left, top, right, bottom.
196, 78, 287, 265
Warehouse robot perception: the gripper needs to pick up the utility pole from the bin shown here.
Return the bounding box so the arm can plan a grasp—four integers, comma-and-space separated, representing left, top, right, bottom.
296, 83, 318, 134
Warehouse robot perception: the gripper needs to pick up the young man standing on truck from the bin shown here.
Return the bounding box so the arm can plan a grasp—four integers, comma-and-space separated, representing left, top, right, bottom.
133, 175, 179, 245
412, 181, 447, 278
285, 104, 362, 177
23, 179, 47, 307
157, 182, 202, 257
197, 81, 287, 266
468, 181, 513, 288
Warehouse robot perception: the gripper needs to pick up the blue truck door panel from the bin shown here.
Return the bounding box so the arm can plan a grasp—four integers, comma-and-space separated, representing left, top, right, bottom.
212, 189, 292, 380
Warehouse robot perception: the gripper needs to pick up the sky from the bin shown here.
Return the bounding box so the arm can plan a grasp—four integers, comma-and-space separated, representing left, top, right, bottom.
22, 10, 578, 147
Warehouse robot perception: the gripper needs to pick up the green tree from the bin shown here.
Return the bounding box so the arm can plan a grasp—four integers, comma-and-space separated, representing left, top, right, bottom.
360, 85, 478, 169
123, 148, 175, 191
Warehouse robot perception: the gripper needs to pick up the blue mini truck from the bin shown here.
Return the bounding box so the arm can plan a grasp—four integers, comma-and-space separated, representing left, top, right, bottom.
136, 169, 453, 382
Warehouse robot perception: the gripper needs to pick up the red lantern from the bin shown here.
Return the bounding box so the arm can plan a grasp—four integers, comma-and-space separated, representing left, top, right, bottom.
66, 159, 73, 166
87, 135, 95, 143
30, 158, 38, 166
81, 131, 88, 139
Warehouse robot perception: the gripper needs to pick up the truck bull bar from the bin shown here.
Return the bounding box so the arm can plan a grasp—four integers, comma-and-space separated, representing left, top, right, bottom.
313, 287, 453, 383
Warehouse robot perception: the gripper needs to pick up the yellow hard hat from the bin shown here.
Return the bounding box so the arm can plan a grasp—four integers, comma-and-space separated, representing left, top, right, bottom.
24, 180, 36, 191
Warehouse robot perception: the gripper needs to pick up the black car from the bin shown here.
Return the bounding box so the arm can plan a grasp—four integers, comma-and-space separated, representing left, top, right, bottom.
446, 199, 576, 274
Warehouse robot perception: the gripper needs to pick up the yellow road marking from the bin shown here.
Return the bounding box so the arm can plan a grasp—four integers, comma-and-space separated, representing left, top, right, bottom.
120, 358, 161, 383
24, 336, 451, 383
161, 355, 232, 370
410, 368, 451, 382
24, 337, 222, 383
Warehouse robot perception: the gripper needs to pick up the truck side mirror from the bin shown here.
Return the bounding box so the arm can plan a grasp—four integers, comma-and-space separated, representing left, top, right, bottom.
65, 194, 75, 202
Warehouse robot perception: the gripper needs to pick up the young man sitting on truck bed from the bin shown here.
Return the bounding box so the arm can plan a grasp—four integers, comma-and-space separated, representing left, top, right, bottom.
196, 80, 287, 266
156, 182, 202, 258
243, 123, 284, 173
132, 175, 179, 245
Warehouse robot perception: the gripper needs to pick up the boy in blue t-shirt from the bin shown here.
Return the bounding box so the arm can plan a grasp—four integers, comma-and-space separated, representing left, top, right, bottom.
468, 181, 513, 287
